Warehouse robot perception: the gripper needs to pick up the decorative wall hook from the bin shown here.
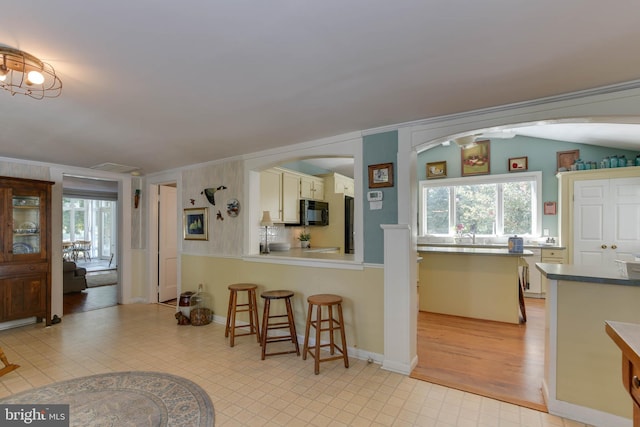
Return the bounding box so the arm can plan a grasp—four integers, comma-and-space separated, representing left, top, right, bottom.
201, 185, 227, 205
216, 210, 224, 221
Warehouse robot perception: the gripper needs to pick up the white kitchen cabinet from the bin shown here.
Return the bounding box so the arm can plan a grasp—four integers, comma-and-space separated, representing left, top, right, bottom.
525, 247, 566, 297
320, 173, 354, 197
300, 175, 325, 201
260, 168, 301, 224
558, 168, 640, 266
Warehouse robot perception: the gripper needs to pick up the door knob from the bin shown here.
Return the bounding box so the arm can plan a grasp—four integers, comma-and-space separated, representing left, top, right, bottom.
611, 245, 617, 250
601, 244, 607, 249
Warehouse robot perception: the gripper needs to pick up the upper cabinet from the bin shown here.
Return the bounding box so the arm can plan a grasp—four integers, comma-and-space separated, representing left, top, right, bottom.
260, 168, 305, 224
320, 173, 354, 197
300, 175, 325, 201
0, 176, 53, 326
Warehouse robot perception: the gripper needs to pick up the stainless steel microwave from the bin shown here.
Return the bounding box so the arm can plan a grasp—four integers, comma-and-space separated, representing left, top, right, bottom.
300, 200, 329, 226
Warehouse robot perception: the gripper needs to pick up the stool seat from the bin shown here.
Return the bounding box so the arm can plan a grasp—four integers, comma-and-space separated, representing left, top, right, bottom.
307, 294, 342, 306
260, 290, 299, 359
225, 283, 260, 347
262, 290, 294, 300
303, 293, 349, 374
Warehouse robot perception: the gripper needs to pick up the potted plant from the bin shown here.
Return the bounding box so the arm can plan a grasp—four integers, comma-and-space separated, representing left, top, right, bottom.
298, 230, 311, 248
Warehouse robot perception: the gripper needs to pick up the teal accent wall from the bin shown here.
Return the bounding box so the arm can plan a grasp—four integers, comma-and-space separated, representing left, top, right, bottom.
281, 160, 332, 176
363, 131, 398, 264
417, 136, 639, 236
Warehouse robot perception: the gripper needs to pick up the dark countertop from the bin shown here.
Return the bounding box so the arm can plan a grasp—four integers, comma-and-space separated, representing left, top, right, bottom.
418, 246, 534, 257
536, 262, 640, 286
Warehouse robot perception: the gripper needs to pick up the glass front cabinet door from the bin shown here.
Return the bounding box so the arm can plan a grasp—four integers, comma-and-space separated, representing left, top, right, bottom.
0, 176, 53, 326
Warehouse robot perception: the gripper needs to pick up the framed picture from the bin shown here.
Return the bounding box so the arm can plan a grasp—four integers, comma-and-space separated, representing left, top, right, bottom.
544, 201, 557, 215
557, 149, 579, 172
426, 161, 447, 179
368, 162, 394, 188
461, 140, 490, 176
508, 156, 528, 172
183, 207, 208, 240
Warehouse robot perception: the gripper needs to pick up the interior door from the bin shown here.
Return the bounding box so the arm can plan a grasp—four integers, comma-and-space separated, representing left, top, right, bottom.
158, 185, 177, 302
573, 177, 640, 267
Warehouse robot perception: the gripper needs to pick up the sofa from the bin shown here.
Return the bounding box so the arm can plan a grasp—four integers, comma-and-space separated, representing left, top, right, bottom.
63, 261, 87, 294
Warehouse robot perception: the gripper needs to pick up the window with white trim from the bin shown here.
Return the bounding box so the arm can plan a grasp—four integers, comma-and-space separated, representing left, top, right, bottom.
419, 172, 542, 237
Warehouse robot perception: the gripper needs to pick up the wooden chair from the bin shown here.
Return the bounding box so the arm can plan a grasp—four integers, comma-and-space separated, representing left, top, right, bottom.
0, 347, 19, 377
74, 240, 92, 262
62, 241, 75, 261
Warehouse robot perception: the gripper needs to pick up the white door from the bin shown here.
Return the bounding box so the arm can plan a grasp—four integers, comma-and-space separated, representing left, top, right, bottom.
158, 185, 178, 302
573, 177, 640, 267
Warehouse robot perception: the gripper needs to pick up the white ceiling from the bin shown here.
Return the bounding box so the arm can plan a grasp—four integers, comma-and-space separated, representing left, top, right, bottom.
2, 1, 640, 175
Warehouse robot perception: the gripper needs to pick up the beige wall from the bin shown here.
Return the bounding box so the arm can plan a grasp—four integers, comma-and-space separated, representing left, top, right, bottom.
181, 255, 385, 354
182, 160, 244, 256
556, 280, 640, 418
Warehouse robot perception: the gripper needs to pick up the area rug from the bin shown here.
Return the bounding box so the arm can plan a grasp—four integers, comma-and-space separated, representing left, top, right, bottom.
0, 371, 214, 426
86, 270, 117, 288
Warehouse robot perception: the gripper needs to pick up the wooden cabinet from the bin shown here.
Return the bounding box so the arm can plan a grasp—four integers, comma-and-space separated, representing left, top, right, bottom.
605, 321, 640, 427
260, 168, 301, 224
0, 176, 53, 326
300, 175, 324, 201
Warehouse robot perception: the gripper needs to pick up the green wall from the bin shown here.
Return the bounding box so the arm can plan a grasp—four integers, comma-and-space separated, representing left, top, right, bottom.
417, 136, 639, 236
363, 131, 398, 264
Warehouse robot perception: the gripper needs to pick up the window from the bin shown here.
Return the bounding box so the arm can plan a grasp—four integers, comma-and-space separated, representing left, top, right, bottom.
419, 172, 541, 237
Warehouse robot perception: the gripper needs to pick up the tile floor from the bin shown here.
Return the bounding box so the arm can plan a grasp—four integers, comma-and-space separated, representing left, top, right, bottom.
0, 304, 592, 426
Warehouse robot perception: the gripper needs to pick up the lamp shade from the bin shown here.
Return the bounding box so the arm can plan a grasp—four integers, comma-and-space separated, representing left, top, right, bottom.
260, 211, 273, 227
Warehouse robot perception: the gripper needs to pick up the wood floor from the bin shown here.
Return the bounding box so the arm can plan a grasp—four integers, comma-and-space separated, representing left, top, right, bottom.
63, 285, 117, 315
411, 297, 546, 412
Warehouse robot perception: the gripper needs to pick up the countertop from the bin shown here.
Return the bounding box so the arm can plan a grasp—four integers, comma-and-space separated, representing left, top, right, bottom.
536, 262, 640, 286
263, 247, 354, 261
418, 246, 534, 257
422, 242, 566, 250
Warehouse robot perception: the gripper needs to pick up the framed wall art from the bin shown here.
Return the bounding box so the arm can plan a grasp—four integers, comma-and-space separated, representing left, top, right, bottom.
508, 156, 528, 172
426, 161, 447, 179
557, 149, 579, 172
461, 140, 490, 176
544, 201, 557, 215
183, 207, 208, 240
368, 162, 394, 188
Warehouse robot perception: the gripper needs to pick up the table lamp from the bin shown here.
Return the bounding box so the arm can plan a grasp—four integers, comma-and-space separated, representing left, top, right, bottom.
260, 211, 273, 254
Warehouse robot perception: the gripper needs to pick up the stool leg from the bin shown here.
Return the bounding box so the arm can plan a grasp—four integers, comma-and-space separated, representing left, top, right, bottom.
229, 291, 239, 347
260, 299, 270, 360
303, 302, 313, 361
328, 305, 335, 355
250, 290, 261, 343
225, 290, 234, 338
314, 303, 322, 374
285, 297, 300, 355
337, 303, 349, 368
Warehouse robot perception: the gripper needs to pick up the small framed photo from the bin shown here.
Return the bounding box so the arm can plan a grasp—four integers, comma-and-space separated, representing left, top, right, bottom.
183, 207, 208, 240
368, 162, 394, 188
427, 161, 447, 179
508, 156, 528, 172
461, 140, 490, 176
557, 149, 579, 172
544, 201, 557, 215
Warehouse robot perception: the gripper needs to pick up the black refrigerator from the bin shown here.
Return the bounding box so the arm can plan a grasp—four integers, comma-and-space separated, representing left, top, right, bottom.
344, 196, 354, 254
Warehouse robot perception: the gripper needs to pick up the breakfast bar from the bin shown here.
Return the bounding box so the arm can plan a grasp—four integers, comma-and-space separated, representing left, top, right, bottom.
418, 246, 534, 324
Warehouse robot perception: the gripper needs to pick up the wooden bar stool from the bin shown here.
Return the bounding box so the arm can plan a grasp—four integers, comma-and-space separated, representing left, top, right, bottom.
225, 283, 260, 347
260, 290, 300, 359
303, 294, 349, 374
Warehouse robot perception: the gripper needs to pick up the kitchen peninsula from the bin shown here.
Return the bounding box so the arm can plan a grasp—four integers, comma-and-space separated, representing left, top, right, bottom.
418, 246, 533, 324
537, 262, 640, 422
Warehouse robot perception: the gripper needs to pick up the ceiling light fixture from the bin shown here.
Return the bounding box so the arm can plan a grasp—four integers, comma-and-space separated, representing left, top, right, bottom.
452, 135, 478, 149
0, 45, 62, 99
